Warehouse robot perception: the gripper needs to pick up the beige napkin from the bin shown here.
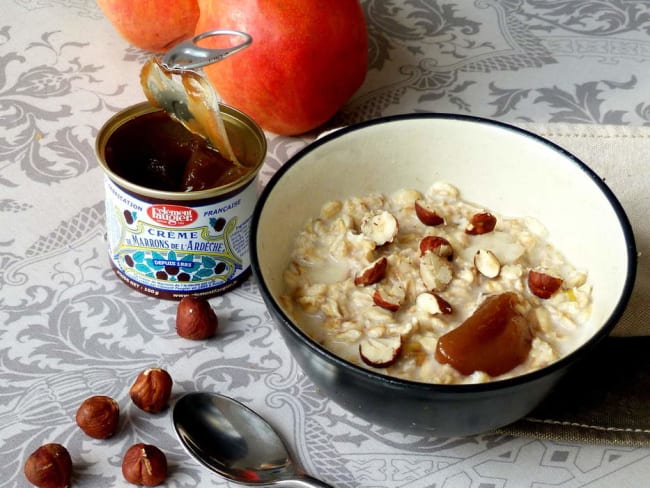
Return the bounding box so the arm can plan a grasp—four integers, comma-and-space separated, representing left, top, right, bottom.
496, 123, 649, 445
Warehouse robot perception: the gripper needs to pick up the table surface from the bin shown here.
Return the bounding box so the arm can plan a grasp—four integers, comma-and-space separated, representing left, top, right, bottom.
2, 1, 649, 487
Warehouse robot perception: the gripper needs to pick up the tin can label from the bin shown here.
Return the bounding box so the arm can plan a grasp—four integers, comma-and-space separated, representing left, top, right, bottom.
104, 177, 255, 298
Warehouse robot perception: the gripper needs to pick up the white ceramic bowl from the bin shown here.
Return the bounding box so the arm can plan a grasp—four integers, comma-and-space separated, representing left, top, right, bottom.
251, 114, 636, 436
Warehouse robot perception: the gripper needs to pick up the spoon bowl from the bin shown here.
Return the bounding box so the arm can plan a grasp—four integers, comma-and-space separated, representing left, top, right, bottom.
172, 392, 332, 487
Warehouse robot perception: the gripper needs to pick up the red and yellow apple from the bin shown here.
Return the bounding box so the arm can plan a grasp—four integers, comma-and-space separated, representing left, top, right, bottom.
195, 0, 368, 135
96, 0, 199, 52
96, 0, 368, 135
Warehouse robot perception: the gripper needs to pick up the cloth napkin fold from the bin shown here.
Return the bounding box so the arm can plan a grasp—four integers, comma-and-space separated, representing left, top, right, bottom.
496, 123, 649, 445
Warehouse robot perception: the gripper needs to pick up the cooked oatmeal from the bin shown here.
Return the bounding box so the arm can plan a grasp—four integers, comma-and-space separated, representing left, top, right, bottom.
281, 182, 592, 384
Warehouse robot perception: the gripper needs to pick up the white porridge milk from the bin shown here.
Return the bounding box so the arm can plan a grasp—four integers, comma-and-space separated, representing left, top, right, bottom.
281, 182, 592, 384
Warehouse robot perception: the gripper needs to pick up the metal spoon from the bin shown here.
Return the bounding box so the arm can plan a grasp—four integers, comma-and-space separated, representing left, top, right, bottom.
172, 392, 333, 487
140, 30, 252, 166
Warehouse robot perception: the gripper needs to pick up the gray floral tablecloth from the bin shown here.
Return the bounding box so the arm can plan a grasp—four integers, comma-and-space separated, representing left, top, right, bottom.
2, 1, 649, 487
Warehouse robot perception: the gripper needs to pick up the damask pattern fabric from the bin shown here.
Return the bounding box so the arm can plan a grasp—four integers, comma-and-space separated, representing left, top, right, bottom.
1, 1, 649, 487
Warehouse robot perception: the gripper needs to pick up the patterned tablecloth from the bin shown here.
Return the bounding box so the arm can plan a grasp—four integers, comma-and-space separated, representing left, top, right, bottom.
2, 1, 649, 487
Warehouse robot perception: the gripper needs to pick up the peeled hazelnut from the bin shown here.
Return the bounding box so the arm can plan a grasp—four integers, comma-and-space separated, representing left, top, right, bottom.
474, 249, 501, 278
414, 199, 445, 226
122, 443, 167, 486
465, 212, 497, 235
76, 395, 120, 439
354, 257, 388, 286
176, 295, 218, 340
360, 210, 399, 246
419, 235, 453, 260
24, 443, 72, 488
359, 336, 403, 368
419, 252, 453, 292
129, 368, 173, 413
528, 268, 563, 299
416, 292, 453, 315
372, 285, 406, 312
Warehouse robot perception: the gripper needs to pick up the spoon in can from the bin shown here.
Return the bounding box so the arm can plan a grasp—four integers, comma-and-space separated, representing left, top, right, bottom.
172, 392, 333, 487
140, 30, 252, 166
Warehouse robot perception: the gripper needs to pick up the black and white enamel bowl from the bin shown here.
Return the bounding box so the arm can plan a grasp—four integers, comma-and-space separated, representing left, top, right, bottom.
250, 114, 637, 436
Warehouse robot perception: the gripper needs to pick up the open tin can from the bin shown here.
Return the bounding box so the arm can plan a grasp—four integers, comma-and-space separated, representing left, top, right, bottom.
96, 101, 266, 299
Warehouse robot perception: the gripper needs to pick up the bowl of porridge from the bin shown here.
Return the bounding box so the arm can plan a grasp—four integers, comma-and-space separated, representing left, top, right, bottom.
250, 114, 636, 436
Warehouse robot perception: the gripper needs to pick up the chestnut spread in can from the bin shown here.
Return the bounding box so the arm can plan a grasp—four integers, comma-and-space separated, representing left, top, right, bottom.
96, 102, 266, 299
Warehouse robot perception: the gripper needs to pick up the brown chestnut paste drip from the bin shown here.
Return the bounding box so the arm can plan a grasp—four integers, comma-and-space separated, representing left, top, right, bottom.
104, 111, 247, 191
435, 292, 533, 377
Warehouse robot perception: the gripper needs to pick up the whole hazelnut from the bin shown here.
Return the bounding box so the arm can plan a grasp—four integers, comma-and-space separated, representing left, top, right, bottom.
24, 443, 72, 488
129, 368, 173, 413
75, 395, 120, 439
176, 295, 218, 340
122, 443, 167, 486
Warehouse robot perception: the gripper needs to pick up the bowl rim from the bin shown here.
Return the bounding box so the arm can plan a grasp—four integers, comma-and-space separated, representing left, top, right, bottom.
250, 112, 638, 393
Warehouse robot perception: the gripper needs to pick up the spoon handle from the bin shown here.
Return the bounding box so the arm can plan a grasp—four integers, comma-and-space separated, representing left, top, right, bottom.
275, 474, 334, 488
298, 475, 334, 488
